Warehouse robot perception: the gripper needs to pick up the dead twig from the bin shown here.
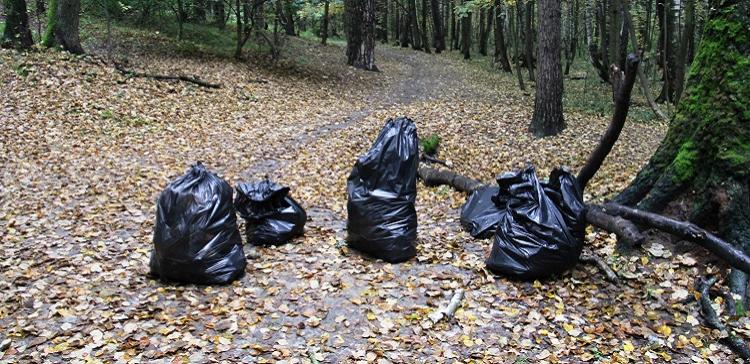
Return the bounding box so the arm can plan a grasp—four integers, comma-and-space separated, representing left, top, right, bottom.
429, 289, 465, 323
114, 63, 222, 89
579, 248, 620, 284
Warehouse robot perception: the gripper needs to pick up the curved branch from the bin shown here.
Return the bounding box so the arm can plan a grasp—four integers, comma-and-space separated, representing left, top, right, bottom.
603, 203, 750, 275
696, 276, 750, 359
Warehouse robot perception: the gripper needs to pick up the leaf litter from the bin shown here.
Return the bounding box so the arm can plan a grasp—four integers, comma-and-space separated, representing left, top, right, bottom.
0, 29, 739, 363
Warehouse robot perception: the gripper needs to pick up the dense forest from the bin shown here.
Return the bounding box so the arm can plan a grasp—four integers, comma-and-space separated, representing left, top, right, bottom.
1, 0, 748, 361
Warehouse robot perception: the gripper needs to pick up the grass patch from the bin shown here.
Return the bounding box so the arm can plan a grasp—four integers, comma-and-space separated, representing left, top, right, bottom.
299, 30, 347, 47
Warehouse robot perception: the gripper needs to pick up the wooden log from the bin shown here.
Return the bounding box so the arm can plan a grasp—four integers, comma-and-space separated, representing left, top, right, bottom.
417, 166, 484, 194
586, 205, 645, 248
696, 276, 750, 359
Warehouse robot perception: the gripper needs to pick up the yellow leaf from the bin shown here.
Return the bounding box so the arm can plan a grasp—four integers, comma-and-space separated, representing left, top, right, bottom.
623, 341, 635, 352
690, 336, 704, 348
367, 312, 376, 321
657, 324, 672, 337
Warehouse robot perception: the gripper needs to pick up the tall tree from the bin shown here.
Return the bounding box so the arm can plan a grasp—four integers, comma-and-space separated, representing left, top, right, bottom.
510, 3, 526, 90
420, 0, 431, 52
655, 0, 677, 102
564, 0, 578, 74
529, 0, 564, 137
2, 0, 34, 49
616, 0, 749, 309
42, 0, 84, 54
674, 0, 694, 102
345, 0, 378, 70
493, 0, 512, 71
460, 8, 471, 59
322, 0, 330, 44
523, 0, 535, 80
430, 0, 445, 52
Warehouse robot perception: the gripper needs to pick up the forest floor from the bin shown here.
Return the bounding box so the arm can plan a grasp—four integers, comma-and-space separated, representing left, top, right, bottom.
0, 24, 742, 363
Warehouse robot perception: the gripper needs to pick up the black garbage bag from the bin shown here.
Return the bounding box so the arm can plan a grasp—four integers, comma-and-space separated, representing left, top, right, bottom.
460, 186, 504, 239
485, 166, 585, 279
234, 179, 306, 245
346, 117, 419, 263
150, 163, 246, 285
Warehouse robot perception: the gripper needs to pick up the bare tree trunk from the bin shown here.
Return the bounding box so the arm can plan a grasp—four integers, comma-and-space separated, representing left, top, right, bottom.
655, 0, 677, 103
512, 0, 526, 90
523, 0, 535, 80
345, 0, 378, 70
674, 0, 693, 102
430, 0, 445, 52
529, 0, 564, 137
421, 0, 431, 52
564, 0, 578, 74
493, 0, 512, 72
322, 0, 330, 44
461, 8, 471, 59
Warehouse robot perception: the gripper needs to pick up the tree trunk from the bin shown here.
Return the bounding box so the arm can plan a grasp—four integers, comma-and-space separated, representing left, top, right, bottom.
655, 0, 677, 103
194, 0, 207, 22
345, 0, 378, 70
529, 0, 564, 137
523, 0, 535, 80
2, 0, 34, 49
279, 0, 296, 36
615, 0, 750, 270
478, 8, 487, 55
493, 0, 512, 72
42, 0, 83, 54
421, 0, 431, 53
450, 0, 457, 50
586, 0, 609, 82
177, 0, 185, 40
400, 5, 411, 47
322, 0, 330, 44
215, 0, 227, 29
430, 0, 444, 52
461, 10, 471, 59
511, 3, 525, 90
564, 0, 578, 74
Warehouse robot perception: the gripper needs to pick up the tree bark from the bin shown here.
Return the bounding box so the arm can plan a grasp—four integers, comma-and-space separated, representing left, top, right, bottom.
529, 0, 564, 137
655, 0, 677, 103
461, 9, 471, 59
674, 0, 694, 102
511, 1, 526, 90
493, 0, 512, 72
564, 0, 578, 75
2, 0, 34, 49
322, 0, 330, 44
523, 0, 535, 80
578, 53, 639, 188
42, 0, 83, 54
430, 0, 445, 52
345, 0, 378, 70
421, 0, 431, 53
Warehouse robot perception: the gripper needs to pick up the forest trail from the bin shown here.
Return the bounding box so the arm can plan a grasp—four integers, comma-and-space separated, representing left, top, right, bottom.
1, 32, 729, 362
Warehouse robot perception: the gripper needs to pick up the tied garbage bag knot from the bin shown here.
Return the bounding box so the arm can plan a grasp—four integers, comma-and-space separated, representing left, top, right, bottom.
346, 117, 419, 263
150, 162, 246, 285
234, 179, 306, 246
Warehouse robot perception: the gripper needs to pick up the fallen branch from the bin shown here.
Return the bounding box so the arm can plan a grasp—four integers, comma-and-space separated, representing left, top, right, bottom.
602, 203, 750, 275
420, 154, 451, 168
114, 63, 222, 89
579, 248, 620, 284
418, 166, 484, 194
697, 276, 750, 359
429, 289, 465, 323
586, 205, 645, 248
577, 53, 640, 190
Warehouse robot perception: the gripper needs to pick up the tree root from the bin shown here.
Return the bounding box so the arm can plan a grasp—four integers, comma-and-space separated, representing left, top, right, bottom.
602, 203, 750, 275
586, 205, 645, 249
696, 276, 750, 359
114, 63, 222, 89
579, 248, 620, 284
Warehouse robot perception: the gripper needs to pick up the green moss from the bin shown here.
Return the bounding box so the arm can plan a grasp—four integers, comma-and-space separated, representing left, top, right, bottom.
420, 134, 441, 156
41, 0, 58, 47
672, 140, 698, 182
720, 141, 750, 169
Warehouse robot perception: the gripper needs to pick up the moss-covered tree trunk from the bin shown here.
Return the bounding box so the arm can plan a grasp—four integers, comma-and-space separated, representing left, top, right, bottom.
616, 0, 749, 303
1, 0, 34, 49
42, 0, 84, 54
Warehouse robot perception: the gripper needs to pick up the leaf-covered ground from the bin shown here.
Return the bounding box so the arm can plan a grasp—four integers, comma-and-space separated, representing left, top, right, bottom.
0, 29, 742, 363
